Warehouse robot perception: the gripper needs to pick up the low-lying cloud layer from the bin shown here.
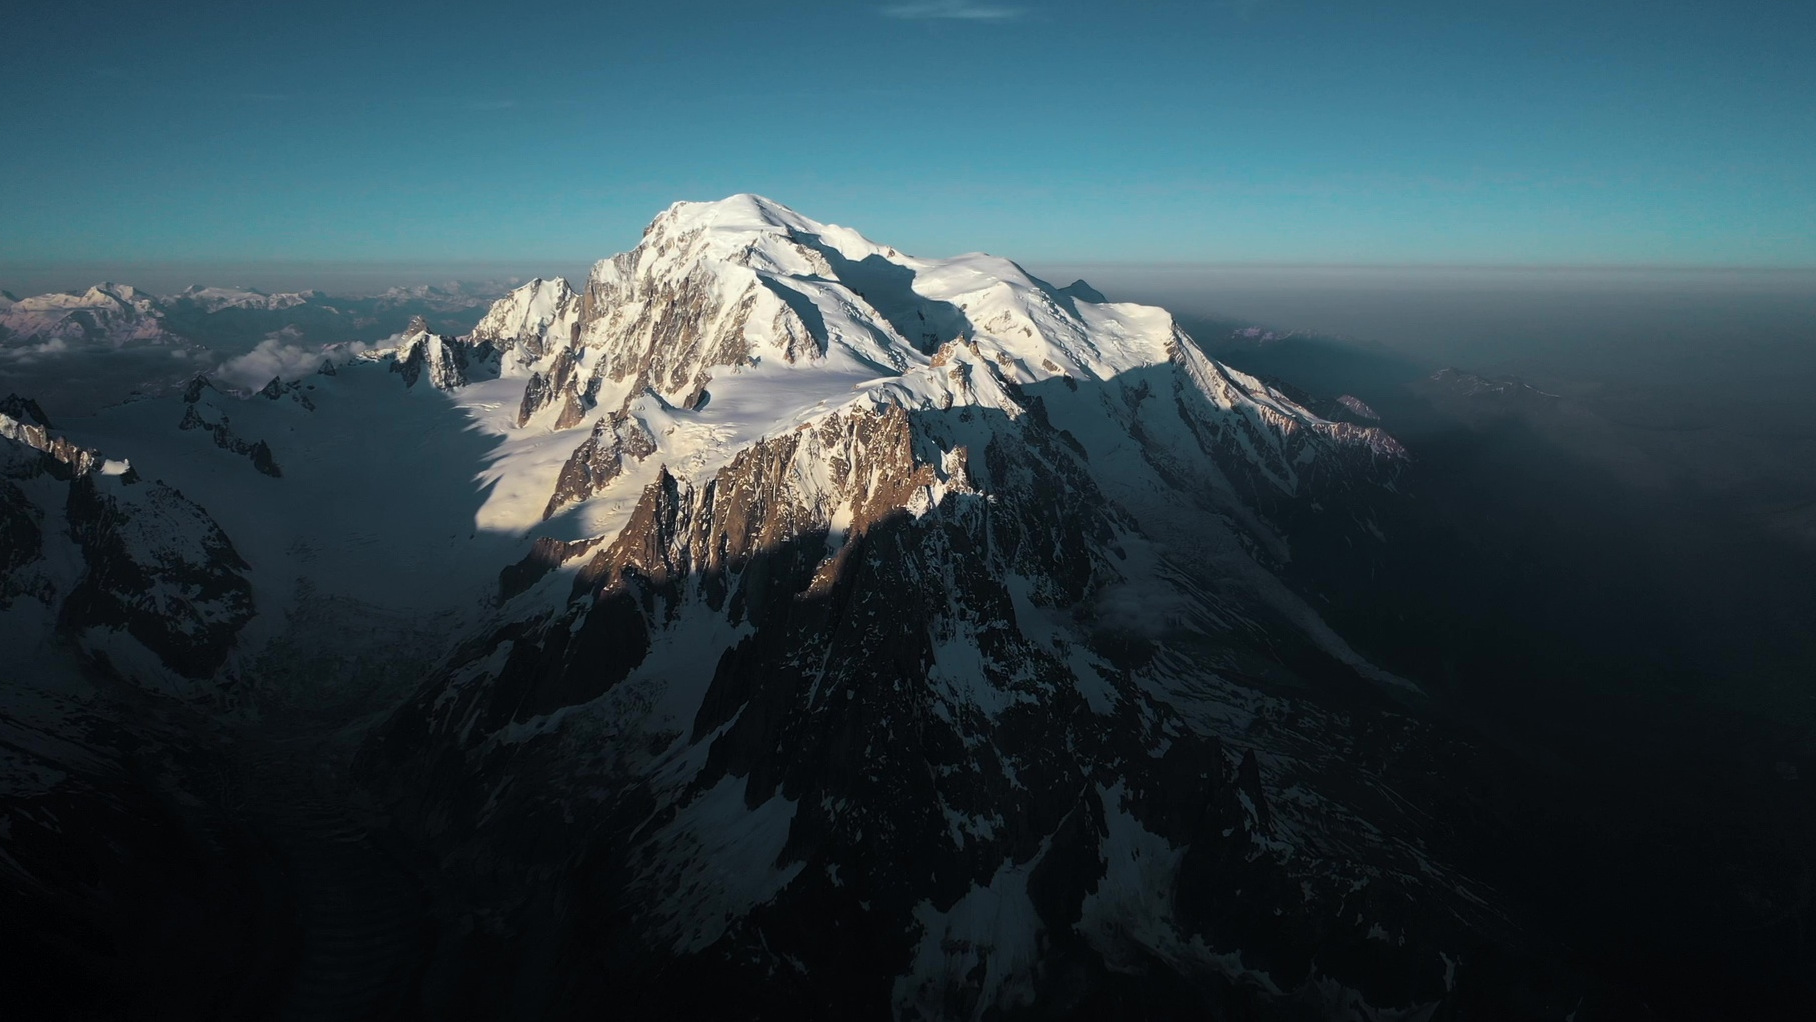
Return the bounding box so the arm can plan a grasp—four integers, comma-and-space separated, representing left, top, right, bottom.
214, 335, 376, 391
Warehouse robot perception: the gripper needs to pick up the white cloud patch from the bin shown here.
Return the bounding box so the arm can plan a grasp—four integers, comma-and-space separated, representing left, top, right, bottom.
0, 337, 74, 364
0, 334, 212, 367
882, 1, 1025, 20
215, 336, 373, 390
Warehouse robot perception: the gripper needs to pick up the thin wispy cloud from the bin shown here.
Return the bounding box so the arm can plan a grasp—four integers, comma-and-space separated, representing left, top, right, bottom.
881, 1, 1025, 21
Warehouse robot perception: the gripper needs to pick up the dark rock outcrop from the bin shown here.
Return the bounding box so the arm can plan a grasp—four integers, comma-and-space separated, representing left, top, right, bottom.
178, 399, 282, 478
543, 412, 657, 519
0, 392, 53, 428
390, 319, 492, 390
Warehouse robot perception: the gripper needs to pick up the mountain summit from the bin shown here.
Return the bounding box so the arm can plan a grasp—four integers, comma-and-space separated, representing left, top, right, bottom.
3, 196, 1553, 1019
365, 197, 1473, 1017
428, 195, 1404, 535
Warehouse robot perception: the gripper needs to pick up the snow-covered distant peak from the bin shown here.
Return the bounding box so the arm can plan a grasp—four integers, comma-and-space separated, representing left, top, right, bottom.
645, 194, 935, 272
169, 285, 321, 312
369, 282, 505, 311
0, 282, 173, 346
439, 194, 1405, 540
87, 282, 150, 303
354, 314, 441, 359
12, 282, 155, 313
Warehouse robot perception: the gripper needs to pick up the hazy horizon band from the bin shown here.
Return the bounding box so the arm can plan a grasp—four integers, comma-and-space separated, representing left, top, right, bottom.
6, 260, 1816, 301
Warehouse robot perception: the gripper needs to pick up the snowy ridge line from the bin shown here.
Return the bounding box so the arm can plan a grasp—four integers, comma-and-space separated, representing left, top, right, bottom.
168, 284, 324, 312
379, 194, 1407, 546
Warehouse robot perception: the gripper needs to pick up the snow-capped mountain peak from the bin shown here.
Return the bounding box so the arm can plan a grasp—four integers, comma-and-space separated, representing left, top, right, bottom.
472, 196, 1396, 483
0, 281, 173, 347
169, 285, 323, 312
296, 196, 1409, 566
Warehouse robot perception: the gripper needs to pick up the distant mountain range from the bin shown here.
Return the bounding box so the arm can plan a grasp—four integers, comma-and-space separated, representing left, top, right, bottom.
0, 279, 505, 348
0, 278, 513, 415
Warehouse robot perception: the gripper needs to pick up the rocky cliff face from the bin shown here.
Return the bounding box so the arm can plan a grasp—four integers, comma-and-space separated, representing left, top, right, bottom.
178, 378, 284, 477
59, 468, 255, 682
1, 408, 124, 479
372, 390, 1498, 1017
543, 411, 658, 519
386, 316, 492, 391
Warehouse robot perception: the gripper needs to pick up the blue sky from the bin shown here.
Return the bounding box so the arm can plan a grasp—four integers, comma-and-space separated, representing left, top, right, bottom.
4, 0, 1812, 269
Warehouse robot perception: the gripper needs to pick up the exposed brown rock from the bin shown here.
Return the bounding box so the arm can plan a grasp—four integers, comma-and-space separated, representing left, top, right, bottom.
542, 412, 658, 520
517, 348, 580, 426
571, 405, 937, 607
498, 535, 602, 601
1, 410, 119, 478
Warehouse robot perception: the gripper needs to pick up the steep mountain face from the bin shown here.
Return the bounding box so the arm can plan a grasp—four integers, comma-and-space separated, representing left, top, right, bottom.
471, 276, 581, 361
0, 408, 254, 696
387, 315, 492, 391
336, 196, 1574, 1018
